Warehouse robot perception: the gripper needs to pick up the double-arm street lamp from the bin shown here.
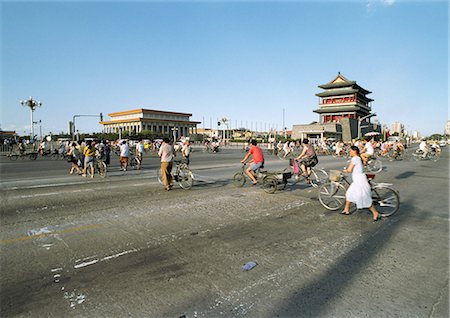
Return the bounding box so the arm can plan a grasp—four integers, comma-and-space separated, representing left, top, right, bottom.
358, 113, 377, 138
20, 96, 42, 141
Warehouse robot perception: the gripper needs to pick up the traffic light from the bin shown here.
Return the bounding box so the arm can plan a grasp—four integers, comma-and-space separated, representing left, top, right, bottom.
68, 121, 74, 134
99, 112, 103, 122
217, 121, 221, 126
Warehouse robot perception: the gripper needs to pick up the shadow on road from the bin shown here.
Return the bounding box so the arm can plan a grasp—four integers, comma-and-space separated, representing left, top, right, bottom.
272, 201, 415, 317
395, 171, 416, 179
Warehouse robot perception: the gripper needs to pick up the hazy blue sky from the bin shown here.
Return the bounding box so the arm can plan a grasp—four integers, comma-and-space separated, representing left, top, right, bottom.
1, 0, 448, 136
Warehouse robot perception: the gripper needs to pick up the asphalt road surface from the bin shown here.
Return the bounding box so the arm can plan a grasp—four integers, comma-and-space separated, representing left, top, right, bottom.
1, 147, 448, 317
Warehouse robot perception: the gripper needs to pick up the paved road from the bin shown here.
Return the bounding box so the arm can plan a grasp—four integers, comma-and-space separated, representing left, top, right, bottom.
1, 148, 448, 317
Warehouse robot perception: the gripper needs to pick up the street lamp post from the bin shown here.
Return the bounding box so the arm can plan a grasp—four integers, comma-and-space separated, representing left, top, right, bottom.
33, 120, 42, 140
20, 96, 42, 141
358, 113, 377, 138
171, 127, 178, 142
220, 118, 228, 144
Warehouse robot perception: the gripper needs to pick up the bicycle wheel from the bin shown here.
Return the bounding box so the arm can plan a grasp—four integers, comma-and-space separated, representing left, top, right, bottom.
318, 181, 347, 211
130, 158, 138, 170
430, 152, 440, 162
365, 158, 382, 173
51, 153, 59, 160
232, 172, 246, 187
9, 154, 18, 161
29, 153, 38, 160
178, 167, 194, 189
97, 161, 107, 178
262, 177, 278, 194
310, 169, 328, 188
371, 186, 399, 217
277, 150, 285, 160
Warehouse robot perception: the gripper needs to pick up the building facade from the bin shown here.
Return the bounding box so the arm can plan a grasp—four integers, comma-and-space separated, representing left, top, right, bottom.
100, 109, 200, 139
292, 73, 380, 143
391, 122, 405, 134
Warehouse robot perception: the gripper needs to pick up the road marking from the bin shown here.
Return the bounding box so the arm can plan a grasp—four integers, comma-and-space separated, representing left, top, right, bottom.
74, 259, 99, 269
0, 224, 104, 245
18, 192, 61, 198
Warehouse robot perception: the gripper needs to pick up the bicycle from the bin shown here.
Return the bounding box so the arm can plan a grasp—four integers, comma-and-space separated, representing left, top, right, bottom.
290, 160, 328, 188
386, 148, 406, 161
277, 149, 297, 160
318, 170, 399, 217
364, 156, 383, 173
233, 163, 291, 194
6, 150, 38, 161
87, 155, 107, 178
157, 159, 194, 189
412, 149, 440, 162
130, 155, 142, 170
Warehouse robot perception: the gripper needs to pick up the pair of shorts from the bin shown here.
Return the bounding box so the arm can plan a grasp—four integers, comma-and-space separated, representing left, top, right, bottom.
251, 162, 263, 171
120, 156, 128, 164
84, 156, 94, 167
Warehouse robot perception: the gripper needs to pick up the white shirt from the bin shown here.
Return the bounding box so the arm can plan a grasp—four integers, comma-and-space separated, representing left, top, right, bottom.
120, 143, 129, 157
158, 143, 174, 162
182, 144, 191, 157
419, 141, 427, 151
364, 141, 374, 155
136, 143, 144, 153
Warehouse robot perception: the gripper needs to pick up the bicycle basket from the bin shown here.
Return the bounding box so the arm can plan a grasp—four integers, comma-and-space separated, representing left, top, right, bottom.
329, 170, 341, 182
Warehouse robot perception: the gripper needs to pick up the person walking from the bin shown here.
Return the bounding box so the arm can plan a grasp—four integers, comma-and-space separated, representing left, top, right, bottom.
119, 140, 129, 171
104, 140, 111, 166
341, 146, 381, 222
181, 140, 191, 165
136, 138, 144, 169
67, 142, 82, 175
82, 140, 96, 178
158, 137, 174, 191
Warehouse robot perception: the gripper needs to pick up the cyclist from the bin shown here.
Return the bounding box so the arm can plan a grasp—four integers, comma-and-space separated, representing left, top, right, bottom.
182, 139, 191, 165
393, 140, 405, 158
419, 139, 429, 158
282, 141, 291, 158
136, 138, 144, 169
294, 138, 318, 180
240, 139, 264, 185
360, 137, 375, 166
341, 146, 381, 222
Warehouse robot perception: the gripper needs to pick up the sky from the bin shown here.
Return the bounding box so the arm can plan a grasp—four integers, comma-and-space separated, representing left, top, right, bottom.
1, 0, 448, 137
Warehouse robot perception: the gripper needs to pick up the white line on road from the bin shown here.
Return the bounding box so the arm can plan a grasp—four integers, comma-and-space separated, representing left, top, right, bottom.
19, 192, 60, 198
74, 259, 99, 269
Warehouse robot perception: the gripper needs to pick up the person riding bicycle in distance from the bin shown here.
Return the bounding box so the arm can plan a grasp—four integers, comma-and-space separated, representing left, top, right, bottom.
294, 138, 318, 180
360, 137, 375, 165
240, 139, 264, 185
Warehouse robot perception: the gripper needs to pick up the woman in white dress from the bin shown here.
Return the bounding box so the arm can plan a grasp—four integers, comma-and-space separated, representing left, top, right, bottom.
341, 146, 381, 222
